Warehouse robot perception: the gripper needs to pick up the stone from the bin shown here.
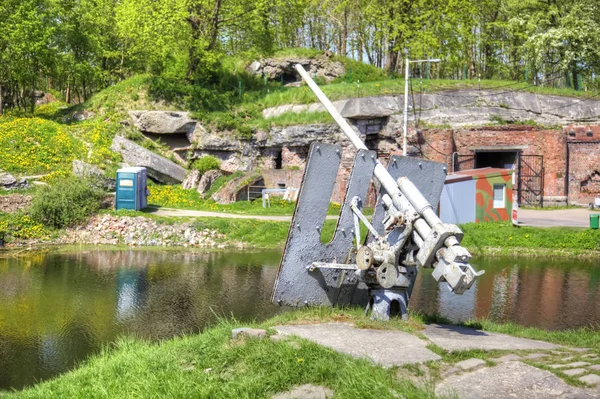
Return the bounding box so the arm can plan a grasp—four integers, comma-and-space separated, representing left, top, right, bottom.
272, 384, 334, 399
197, 169, 223, 195
436, 361, 598, 399
526, 353, 550, 360
269, 334, 287, 342
220, 157, 242, 174
72, 160, 116, 190
339, 96, 400, 119
231, 328, 267, 339
248, 56, 345, 83
563, 368, 587, 376
0, 171, 17, 188
570, 348, 593, 353
273, 323, 441, 367
129, 110, 196, 134
72, 110, 95, 121
422, 324, 559, 351
495, 354, 522, 362
456, 358, 486, 371
588, 365, 600, 371
550, 362, 591, 369
0, 171, 29, 191
579, 374, 600, 386
111, 136, 187, 183
182, 170, 200, 190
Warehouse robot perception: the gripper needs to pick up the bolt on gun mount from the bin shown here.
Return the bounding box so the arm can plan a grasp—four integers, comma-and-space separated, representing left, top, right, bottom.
271, 64, 483, 320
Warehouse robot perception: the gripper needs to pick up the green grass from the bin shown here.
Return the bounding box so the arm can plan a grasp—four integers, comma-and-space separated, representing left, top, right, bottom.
6, 318, 434, 398
5, 306, 599, 398
463, 319, 600, 351
459, 222, 600, 254
147, 183, 343, 216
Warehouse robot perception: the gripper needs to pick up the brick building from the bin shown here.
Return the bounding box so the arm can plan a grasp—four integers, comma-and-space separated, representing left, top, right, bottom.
414, 125, 600, 206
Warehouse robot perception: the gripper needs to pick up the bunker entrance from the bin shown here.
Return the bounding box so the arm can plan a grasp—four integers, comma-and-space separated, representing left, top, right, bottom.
475, 151, 518, 169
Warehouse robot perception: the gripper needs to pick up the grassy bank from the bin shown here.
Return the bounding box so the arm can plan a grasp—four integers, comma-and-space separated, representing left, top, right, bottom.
6, 311, 435, 398
460, 222, 600, 255
5, 307, 598, 398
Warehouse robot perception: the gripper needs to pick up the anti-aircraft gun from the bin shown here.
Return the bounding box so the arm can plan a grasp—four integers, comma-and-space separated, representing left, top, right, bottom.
272, 65, 483, 320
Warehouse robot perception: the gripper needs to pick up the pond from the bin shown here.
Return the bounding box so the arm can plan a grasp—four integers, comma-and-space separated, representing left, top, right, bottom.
0, 249, 599, 390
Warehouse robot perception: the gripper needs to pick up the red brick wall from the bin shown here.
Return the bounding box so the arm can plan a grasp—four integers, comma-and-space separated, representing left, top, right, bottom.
417, 127, 567, 198
564, 125, 600, 205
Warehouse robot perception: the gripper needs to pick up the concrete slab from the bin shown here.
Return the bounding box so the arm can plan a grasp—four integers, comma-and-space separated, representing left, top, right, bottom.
563, 368, 587, 376
579, 374, 600, 386
422, 324, 559, 351
273, 323, 441, 367
550, 362, 591, 369
436, 361, 599, 399
272, 384, 334, 399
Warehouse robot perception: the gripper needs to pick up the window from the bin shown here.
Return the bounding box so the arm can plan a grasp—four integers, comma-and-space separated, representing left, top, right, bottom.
493, 184, 505, 208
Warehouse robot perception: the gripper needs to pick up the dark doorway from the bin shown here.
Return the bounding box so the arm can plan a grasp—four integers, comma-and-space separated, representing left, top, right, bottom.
274, 150, 283, 169
475, 151, 518, 169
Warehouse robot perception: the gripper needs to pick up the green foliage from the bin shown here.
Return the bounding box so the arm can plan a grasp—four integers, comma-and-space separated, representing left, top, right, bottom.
29, 177, 105, 229
333, 56, 390, 83
190, 156, 221, 174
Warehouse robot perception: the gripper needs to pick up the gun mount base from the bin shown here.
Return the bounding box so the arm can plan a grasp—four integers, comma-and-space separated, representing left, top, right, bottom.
370, 288, 410, 321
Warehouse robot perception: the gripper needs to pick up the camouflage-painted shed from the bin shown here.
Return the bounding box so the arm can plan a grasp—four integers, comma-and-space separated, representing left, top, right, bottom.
439, 167, 514, 224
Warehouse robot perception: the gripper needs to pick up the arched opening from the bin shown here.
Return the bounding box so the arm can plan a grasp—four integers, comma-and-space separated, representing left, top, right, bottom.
389, 299, 401, 318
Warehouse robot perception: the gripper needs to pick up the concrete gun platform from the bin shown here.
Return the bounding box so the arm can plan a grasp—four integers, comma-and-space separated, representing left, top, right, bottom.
272, 322, 600, 398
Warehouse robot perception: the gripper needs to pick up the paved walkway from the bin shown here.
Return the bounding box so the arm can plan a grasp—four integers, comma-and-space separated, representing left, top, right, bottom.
152, 206, 599, 228
518, 208, 597, 228
149, 207, 296, 221
272, 323, 600, 399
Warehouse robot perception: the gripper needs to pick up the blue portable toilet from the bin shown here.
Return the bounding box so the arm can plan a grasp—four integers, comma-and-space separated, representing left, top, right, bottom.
116, 167, 148, 211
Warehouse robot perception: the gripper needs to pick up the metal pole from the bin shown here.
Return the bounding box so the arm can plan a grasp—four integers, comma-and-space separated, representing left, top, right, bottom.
403, 57, 410, 156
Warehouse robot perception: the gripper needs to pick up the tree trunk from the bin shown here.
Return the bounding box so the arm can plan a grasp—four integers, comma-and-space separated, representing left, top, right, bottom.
571, 67, 579, 91
66, 80, 71, 104
340, 7, 348, 57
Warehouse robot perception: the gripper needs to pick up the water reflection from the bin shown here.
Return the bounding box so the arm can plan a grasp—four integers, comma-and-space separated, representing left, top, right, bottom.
411, 257, 600, 330
0, 250, 283, 390
1, 250, 599, 391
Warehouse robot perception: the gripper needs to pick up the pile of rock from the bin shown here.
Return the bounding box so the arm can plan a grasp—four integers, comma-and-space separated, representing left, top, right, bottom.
61, 215, 227, 248
247, 55, 345, 85
0, 170, 29, 191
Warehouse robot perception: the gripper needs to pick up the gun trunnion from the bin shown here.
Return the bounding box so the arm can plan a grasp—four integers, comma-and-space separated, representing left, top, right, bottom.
272, 64, 483, 320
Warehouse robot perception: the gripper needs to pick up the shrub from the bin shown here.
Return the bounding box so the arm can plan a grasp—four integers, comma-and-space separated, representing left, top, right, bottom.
191, 156, 221, 174
30, 177, 106, 228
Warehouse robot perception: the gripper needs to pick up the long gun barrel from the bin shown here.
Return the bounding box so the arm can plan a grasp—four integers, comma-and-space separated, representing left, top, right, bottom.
294, 64, 483, 294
